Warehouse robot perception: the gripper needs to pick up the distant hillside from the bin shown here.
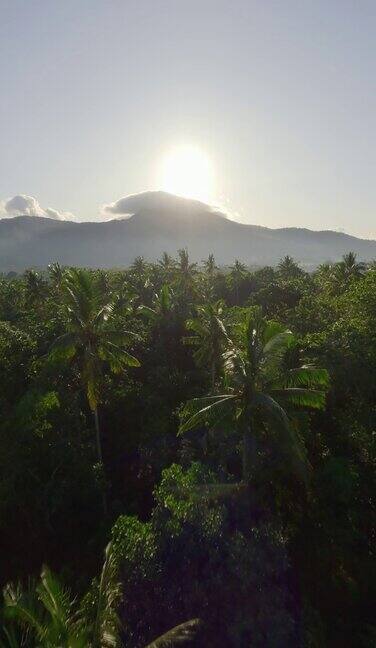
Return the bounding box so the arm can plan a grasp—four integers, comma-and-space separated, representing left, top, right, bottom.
1, 191, 375, 271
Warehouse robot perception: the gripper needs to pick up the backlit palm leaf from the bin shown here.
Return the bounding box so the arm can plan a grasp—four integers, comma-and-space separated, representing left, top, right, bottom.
286, 365, 330, 388
263, 330, 294, 357
90, 543, 122, 648
145, 618, 201, 647
273, 387, 327, 409
179, 395, 236, 435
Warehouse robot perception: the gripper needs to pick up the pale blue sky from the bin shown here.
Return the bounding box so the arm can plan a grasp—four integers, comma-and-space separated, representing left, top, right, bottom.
1, 0, 376, 236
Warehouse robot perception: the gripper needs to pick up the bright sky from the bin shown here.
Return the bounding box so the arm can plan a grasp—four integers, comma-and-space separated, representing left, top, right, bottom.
1, 0, 376, 237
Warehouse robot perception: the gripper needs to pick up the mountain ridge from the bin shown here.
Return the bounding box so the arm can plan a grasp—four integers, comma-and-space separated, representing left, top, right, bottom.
1, 192, 375, 270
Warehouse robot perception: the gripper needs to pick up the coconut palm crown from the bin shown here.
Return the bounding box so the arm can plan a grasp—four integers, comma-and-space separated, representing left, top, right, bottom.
180, 307, 329, 484
50, 269, 140, 466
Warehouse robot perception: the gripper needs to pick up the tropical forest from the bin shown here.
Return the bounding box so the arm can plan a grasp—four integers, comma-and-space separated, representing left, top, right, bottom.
0, 250, 374, 647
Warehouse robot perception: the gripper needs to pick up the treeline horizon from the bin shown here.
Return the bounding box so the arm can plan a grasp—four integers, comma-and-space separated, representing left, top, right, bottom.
2, 252, 375, 279
0, 249, 374, 646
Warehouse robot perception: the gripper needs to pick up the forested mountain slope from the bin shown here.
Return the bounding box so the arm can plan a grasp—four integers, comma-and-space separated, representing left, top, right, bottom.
1, 192, 375, 270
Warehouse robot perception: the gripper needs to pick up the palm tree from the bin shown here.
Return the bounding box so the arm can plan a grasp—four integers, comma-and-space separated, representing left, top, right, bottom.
2, 565, 88, 647
111, 281, 137, 319
316, 261, 334, 279
23, 270, 48, 308
130, 256, 148, 276
314, 261, 341, 294
158, 252, 177, 281
277, 255, 303, 280
180, 307, 329, 485
79, 542, 122, 647
48, 263, 67, 309
335, 251, 366, 282
138, 285, 174, 326
177, 248, 197, 274
1, 543, 104, 646
1, 544, 200, 648
48, 262, 65, 288
51, 269, 140, 476
200, 253, 218, 300
95, 270, 111, 304
202, 253, 218, 277
176, 249, 198, 295
128, 257, 152, 305
184, 301, 229, 392
228, 260, 248, 305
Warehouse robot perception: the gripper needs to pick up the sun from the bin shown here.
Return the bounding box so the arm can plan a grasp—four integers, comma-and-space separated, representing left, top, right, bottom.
157, 144, 214, 204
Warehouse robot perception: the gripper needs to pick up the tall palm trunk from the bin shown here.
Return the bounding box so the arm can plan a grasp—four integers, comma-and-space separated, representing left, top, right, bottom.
93, 408, 107, 515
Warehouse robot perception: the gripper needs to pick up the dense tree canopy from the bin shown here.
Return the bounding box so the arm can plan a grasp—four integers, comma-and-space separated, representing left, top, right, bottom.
0, 251, 375, 646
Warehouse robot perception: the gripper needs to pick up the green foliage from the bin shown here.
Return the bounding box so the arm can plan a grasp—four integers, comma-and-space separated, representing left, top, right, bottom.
1, 543, 122, 647
180, 307, 329, 485
0, 251, 374, 646
112, 463, 296, 647
185, 300, 228, 391
51, 268, 140, 410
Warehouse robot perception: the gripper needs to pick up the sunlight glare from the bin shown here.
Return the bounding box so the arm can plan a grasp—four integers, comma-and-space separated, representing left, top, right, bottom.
158, 145, 214, 203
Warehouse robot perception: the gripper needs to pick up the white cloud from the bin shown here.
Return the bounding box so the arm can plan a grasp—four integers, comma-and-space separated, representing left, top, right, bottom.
101, 190, 227, 219
0, 194, 74, 220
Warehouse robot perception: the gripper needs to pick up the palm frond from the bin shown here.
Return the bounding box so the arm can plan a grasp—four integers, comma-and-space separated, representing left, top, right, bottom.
0, 623, 25, 648
105, 329, 141, 344
263, 330, 294, 356
117, 348, 140, 369
145, 619, 201, 647
36, 566, 73, 638
251, 391, 290, 429
49, 332, 78, 362
253, 392, 310, 484
179, 395, 236, 435
262, 320, 287, 345
91, 543, 122, 648
286, 365, 330, 388
273, 387, 327, 409
93, 304, 115, 327
99, 342, 140, 372
50, 332, 79, 351
185, 319, 206, 335
159, 284, 172, 311
2, 582, 44, 640
38, 566, 71, 615
138, 305, 157, 319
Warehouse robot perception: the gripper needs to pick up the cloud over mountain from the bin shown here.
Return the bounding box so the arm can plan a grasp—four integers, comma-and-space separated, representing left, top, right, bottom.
1, 190, 376, 271
102, 190, 226, 219
0, 195, 74, 220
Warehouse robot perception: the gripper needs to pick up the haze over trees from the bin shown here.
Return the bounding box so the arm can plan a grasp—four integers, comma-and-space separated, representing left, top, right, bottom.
0, 250, 375, 646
